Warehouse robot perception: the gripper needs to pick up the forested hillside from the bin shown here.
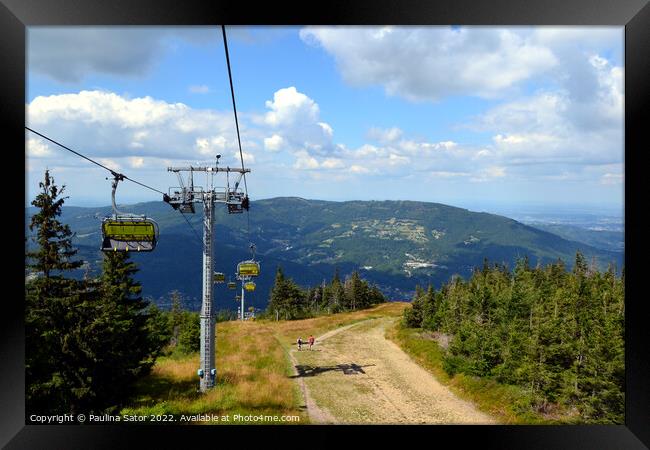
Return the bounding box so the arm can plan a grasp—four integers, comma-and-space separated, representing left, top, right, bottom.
402, 254, 624, 423
265, 267, 386, 320
25, 198, 623, 310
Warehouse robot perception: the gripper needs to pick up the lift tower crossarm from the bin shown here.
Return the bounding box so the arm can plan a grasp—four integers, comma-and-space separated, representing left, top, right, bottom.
167, 166, 250, 173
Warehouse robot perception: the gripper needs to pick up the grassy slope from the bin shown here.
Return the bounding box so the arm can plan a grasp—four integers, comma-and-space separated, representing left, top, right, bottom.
122, 301, 580, 424
121, 321, 304, 424
120, 303, 406, 424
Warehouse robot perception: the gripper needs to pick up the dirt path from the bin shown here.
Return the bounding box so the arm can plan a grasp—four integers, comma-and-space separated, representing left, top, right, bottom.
287, 343, 337, 424
291, 317, 497, 424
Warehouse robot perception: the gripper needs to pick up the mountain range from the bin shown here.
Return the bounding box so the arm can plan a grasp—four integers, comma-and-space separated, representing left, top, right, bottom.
25, 197, 623, 311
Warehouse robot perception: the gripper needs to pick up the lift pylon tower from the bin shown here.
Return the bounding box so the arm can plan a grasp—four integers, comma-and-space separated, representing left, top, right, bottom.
165, 158, 250, 392
238, 276, 249, 321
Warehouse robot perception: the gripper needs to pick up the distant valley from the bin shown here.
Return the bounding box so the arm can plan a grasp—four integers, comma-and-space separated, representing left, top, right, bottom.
25, 197, 624, 311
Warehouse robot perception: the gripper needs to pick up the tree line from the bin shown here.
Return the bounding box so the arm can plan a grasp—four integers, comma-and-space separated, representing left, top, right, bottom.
24, 170, 213, 417
265, 267, 386, 320
152, 290, 237, 356
402, 254, 624, 423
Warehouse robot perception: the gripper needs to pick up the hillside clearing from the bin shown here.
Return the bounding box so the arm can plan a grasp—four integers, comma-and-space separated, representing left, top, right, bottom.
292, 316, 496, 424
120, 303, 407, 423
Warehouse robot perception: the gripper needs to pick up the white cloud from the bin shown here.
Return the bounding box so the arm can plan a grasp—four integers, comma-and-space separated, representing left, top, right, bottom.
293, 150, 320, 170
25, 66, 623, 205
355, 144, 381, 158
262, 87, 335, 156
27, 90, 237, 162
264, 86, 320, 126
99, 158, 120, 171
300, 26, 558, 101
29, 90, 190, 129
298, 25, 623, 191
367, 126, 403, 143
473, 149, 492, 159
474, 47, 623, 168
28, 27, 216, 83
330, 133, 488, 181
237, 150, 256, 164
477, 93, 567, 133
429, 171, 470, 178
388, 153, 410, 166
484, 166, 506, 177
195, 136, 228, 156
264, 134, 284, 152
318, 122, 334, 137
532, 27, 622, 49
349, 164, 370, 174
129, 157, 145, 168
492, 132, 562, 160
321, 158, 344, 169
471, 166, 507, 182
27, 138, 51, 157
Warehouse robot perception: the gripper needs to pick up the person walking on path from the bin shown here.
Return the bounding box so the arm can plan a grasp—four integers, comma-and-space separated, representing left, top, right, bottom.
308, 335, 315, 350
297, 336, 303, 351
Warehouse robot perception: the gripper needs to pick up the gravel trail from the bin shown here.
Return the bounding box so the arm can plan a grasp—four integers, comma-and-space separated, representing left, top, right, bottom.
291, 317, 496, 424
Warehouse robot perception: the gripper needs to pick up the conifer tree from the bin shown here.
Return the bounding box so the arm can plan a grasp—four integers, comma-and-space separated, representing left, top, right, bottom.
344, 271, 366, 310
25, 170, 166, 415
401, 255, 624, 423
89, 251, 167, 411
268, 266, 288, 318
25, 170, 88, 414
367, 284, 386, 306
267, 266, 306, 319
329, 268, 345, 313
403, 285, 425, 327
176, 311, 200, 354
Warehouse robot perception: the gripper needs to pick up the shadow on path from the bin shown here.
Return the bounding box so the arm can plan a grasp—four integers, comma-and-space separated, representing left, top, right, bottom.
291, 363, 375, 378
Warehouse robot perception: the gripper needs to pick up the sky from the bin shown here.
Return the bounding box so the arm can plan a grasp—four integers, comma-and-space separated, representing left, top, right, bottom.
25, 26, 624, 214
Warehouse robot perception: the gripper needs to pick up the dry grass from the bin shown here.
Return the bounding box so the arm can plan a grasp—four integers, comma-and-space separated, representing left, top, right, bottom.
265, 302, 408, 345
121, 319, 303, 423
120, 302, 407, 424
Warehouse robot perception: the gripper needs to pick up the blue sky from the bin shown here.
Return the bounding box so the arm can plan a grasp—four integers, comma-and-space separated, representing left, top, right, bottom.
26, 26, 624, 214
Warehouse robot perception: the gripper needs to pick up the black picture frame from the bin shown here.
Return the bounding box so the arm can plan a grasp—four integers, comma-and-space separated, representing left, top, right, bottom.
3, 0, 648, 448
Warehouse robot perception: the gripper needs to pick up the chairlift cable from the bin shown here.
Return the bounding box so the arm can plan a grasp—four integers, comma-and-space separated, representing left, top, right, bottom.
221, 25, 248, 193
25, 126, 166, 196
221, 25, 252, 241
25, 127, 207, 252
178, 209, 203, 245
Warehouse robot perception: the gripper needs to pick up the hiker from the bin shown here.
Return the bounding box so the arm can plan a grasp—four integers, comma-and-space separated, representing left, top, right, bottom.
297, 337, 303, 351
308, 335, 315, 350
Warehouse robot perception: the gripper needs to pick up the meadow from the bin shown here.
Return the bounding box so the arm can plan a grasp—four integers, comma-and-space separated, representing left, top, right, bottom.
120, 303, 406, 424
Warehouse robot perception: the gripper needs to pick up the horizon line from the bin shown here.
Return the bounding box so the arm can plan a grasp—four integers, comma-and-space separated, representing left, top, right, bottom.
24, 195, 624, 214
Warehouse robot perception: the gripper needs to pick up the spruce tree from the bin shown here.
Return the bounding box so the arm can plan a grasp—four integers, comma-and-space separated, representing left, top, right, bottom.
344, 271, 366, 310
421, 284, 436, 324
90, 251, 166, 411
267, 266, 306, 319
26, 170, 83, 280
268, 266, 288, 318
403, 285, 425, 327
329, 268, 345, 313
177, 311, 200, 354
25, 170, 88, 415
403, 255, 624, 423
25, 170, 166, 415
368, 284, 386, 306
